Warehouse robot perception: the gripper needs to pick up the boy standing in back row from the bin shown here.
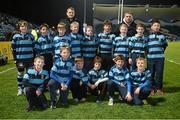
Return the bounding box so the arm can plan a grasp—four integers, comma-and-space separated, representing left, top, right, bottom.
147, 19, 168, 95
12, 20, 35, 96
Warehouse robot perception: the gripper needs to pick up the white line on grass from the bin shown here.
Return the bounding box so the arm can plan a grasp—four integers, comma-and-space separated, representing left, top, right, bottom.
166, 59, 180, 65
0, 67, 16, 74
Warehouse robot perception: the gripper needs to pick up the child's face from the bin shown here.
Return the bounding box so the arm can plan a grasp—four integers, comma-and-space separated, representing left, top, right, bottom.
151, 23, 160, 33
86, 28, 93, 36
103, 25, 111, 33
66, 9, 75, 19
19, 25, 28, 34
34, 59, 44, 70
115, 60, 124, 68
120, 26, 128, 35
40, 26, 48, 35
136, 27, 144, 35
71, 25, 79, 33
136, 60, 145, 70
75, 61, 84, 70
58, 27, 66, 36
94, 62, 101, 71
60, 49, 70, 60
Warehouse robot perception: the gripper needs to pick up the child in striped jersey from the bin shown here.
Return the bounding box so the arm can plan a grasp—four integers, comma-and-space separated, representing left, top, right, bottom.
98, 20, 116, 71
12, 20, 35, 96
108, 55, 132, 106
87, 56, 108, 103
48, 46, 74, 109
53, 22, 71, 61
70, 57, 88, 102
129, 23, 147, 71
69, 21, 82, 59
23, 56, 48, 112
81, 25, 99, 72
130, 57, 151, 105
147, 19, 168, 96
113, 24, 130, 67
35, 23, 53, 73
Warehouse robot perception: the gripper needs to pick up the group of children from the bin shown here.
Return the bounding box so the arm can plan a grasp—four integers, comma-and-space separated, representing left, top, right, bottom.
11, 14, 168, 112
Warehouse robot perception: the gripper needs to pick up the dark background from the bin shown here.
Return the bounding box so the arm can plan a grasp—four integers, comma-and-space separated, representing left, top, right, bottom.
0, 0, 179, 26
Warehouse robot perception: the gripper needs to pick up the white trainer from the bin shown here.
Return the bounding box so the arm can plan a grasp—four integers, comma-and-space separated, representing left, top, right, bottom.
17, 88, 23, 96
108, 98, 114, 106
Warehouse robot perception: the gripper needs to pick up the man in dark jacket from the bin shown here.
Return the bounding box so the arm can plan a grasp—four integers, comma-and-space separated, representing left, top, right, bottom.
115, 11, 136, 37
61, 6, 83, 35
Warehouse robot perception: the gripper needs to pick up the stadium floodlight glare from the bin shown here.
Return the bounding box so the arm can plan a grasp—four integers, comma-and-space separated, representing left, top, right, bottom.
171, 5, 177, 8
145, 4, 149, 12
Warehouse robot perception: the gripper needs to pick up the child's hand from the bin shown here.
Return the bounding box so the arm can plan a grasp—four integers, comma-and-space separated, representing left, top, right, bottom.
61, 83, 67, 91
36, 90, 42, 96
79, 81, 83, 86
128, 58, 132, 64
134, 87, 141, 94
126, 92, 132, 102
91, 84, 96, 89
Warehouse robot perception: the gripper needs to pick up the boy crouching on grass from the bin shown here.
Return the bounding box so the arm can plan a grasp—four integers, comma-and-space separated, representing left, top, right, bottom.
48, 46, 74, 109
87, 56, 109, 103
108, 55, 132, 106
130, 57, 151, 105
23, 56, 49, 112
70, 57, 88, 102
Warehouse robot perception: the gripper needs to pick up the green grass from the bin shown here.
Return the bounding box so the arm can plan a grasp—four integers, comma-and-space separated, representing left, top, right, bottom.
0, 42, 180, 119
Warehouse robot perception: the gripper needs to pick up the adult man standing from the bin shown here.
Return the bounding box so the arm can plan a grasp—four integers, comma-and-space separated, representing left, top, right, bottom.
115, 11, 137, 37
61, 6, 83, 34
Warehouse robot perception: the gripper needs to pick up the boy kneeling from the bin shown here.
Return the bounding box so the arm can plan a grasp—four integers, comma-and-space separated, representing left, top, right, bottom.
130, 57, 151, 105
23, 56, 49, 112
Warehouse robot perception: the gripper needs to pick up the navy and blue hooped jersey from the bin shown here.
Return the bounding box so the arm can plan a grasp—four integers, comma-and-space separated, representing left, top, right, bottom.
12, 33, 35, 61
72, 66, 88, 84
98, 33, 116, 55
113, 34, 129, 58
23, 67, 49, 91
130, 69, 151, 89
109, 65, 130, 85
35, 34, 54, 55
129, 36, 147, 57
81, 35, 99, 58
50, 57, 74, 86
69, 33, 82, 58
53, 35, 71, 59
147, 32, 168, 59
88, 68, 108, 83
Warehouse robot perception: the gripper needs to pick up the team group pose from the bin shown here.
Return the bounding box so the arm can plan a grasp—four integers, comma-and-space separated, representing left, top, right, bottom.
11, 6, 168, 112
